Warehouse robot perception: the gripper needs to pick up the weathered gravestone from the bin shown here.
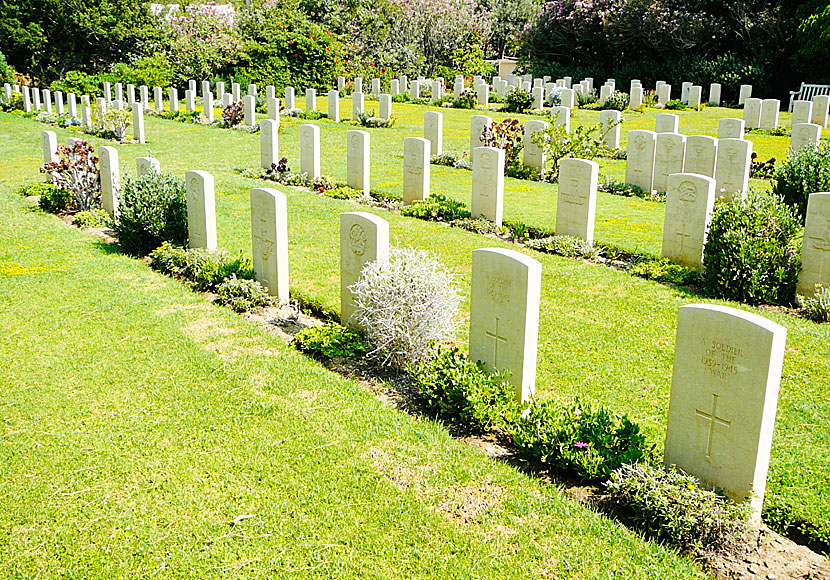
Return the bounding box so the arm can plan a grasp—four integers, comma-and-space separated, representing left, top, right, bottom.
131, 103, 145, 144
471, 146, 505, 226
185, 170, 218, 251
654, 132, 687, 192
250, 187, 289, 301
523, 120, 548, 173
664, 304, 787, 522
655, 113, 679, 133
625, 130, 657, 192
661, 173, 715, 269
719, 118, 745, 139
470, 248, 542, 402
260, 119, 279, 170
99, 146, 120, 217
600, 110, 621, 150
340, 212, 390, 326
792, 100, 813, 125
556, 158, 598, 244
812, 95, 830, 128
798, 192, 830, 297
470, 115, 492, 155
41, 131, 58, 164
743, 98, 762, 129
299, 124, 321, 179
136, 156, 160, 177
791, 123, 822, 153
347, 130, 370, 194
328, 90, 340, 122
714, 138, 752, 201
402, 137, 430, 204
424, 111, 443, 156
683, 135, 718, 178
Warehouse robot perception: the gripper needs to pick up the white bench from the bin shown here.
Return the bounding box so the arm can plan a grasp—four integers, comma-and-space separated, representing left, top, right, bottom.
789, 83, 830, 112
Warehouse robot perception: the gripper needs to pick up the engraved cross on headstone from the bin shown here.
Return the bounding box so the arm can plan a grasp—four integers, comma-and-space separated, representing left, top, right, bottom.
695, 394, 731, 459
485, 317, 508, 367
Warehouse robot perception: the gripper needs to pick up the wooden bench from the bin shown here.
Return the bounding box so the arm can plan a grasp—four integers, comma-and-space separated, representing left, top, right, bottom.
789, 83, 830, 112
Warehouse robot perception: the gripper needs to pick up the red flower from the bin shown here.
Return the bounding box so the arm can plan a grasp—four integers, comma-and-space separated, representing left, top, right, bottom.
294, 53, 298, 57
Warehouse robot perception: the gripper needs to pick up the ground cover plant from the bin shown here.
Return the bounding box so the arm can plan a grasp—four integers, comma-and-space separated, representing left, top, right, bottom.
2, 96, 829, 552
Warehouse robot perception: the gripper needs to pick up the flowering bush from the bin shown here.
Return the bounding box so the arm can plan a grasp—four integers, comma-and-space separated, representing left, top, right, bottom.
480, 118, 525, 175
40, 141, 100, 212
222, 101, 244, 128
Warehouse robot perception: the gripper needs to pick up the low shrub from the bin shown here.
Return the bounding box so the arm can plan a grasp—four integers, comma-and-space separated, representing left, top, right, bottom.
356, 112, 394, 128
449, 217, 501, 235
480, 118, 525, 177
323, 185, 363, 200
431, 152, 471, 170
40, 140, 100, 212
772, 143, 830, 223
665, 99, 689, 110
702, 193, 802, 305
391, 93, 410, 103
400, 194, 471, 222
300, 110, 328, 121
531, 119, 614, 176
16, 181, 57, 198
293, 323, 370, 359
599, 179, 665, 202
525, 235, 599, 259
222, 102, 244, 128
600, 91, 629, 111
350, 246, 462, 367
502, 87, 533, 113
749, 153, 776, 180
630, 259, 701, 286
0, 92, 24, 112
215, 275, 273, 312
605, 462, 749, 551
37, 186, 72, 213
410, 347, 517, 432
800, 285, 830, 322
72, 209, 110, 229
114, 172, 188, 256
508, 399, 652, 482
149, 242, 254, 292
452, 88, 477, 109
91, 109, 132, 141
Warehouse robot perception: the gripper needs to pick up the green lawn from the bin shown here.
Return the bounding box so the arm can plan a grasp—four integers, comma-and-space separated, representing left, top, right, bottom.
2, 97, 829, 552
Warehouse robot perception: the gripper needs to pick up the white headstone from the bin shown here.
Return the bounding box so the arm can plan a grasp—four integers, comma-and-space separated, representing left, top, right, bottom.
131, 102, 145, 143
684, 135, 718, 178
43, 89, 52, 114
354, 77, 363, 93
22, 87, 31, 113
743, 98, 762, 129
424, 111, 443, 156
470, 248, 542, 402
719, 118, 745, 139
630, 86, 643, 110
267, 97, 281, 120
476, 83, 489, 107
285, 86, 295, 110
556, 158, 599, 244
472, 146, 505, 226
792, 100, 813, 125
248, 83, 257, 97
103, 81, 112, 102
202, 80, 211, 97
168, 88, 179, 112
523, 120, 548, 173
379, 94, 391, 121
681, 81, 692, 103
657, 84, 671, 106
431, 80, 443, 103
346, 130, 370, 194
154, 86, 163, 111
470, 115, 492, 155
127, 84, 136, 104
216, 82, 225, 103
140, 86, 149, 111
352, 91, 364, 119
243, 95, 256, 127
791, 123, 822, 153
811, 95, 829, 128
305, 88, 316, 112
99, 146, 120, 217
759, 99, 780, 130
81, 100, 91, 129
403, 137, 430, 205
390, 79, 400, 96
625, 130, 657, 192
340, 212, 389, 326
560, 88, 575, 109
328, 90, 340, 122
709, 83, 722, 106
185, 170, 218, 251
188, 80, 196, 94
688, 86, 702, 111
410, 80, 420, 101
714, 138, 752, 201
656, 113, 679, 133
250, 187, 289, 301
599, 85, 612, 103
114, 83, 123, 102
533, 86, 544, 110
260, 119, 279, 170
600, 110, 621, 150
185, 89, 196, 113
203, 91, 214, 123
738, 84, 752, 105
551, 106, 570, 133
232, 82, 241, 102
337, 77, 345, 94
136, 156, 160, 177
32, 87, 41, 111
54, 91, 64, 115
798, 192, 830, 297
662, 173, 716, 269
299, 124, 321, 179
664, 304, 787, 522
653, 132, 687, 192
41, 131, 58, 164
266, 85, 276, 100
68, 93, 78, 118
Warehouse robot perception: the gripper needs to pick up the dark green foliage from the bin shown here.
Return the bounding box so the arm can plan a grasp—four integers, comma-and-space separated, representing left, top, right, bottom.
524, 235, 599, 259
0, 50, 14, 84
400, 194, 471, 222
391, 93, 410, 103
293, 323, 370, 359
0, 91, 24, 111
215, 275, 273, 313
49, 70, 99, 96
149, 243, 254, 292
502, 87, 533, 113
664, 99, 689, 111
114, 172, 188, 256
749, 152, 777, 180
630, 259, 701, 286
703, 193, 802, 305
606, 463, 749, 551
37, 185, 72, 213
508, 399, 652, 482
772, 143, 830, 222
409, 347, 517, 432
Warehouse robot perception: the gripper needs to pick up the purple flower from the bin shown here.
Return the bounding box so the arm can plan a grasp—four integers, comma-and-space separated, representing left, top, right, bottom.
574, 442, 589, 450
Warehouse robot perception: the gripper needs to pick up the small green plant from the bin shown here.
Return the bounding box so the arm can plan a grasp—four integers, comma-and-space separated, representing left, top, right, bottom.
508, 399, 652, 482
449, 217, 502, 235
665, 99, 689, 110
299, 110, 327, 121
630, 259, 701, 286
215, 275, 273, 312
451, 88, 477, 109
800, 285, 830, 322
0, 91, 24, 112
293, 323, 370, 359
703, 193, 802, 305
599, 179, 665, 202
431, 152, 471, 170
605, 462, 749, 551
400, 194, 471, 222
410, 347, 517, 432
356, 111, 395, 128
531, 118, 614, 176
72, 209, 110, 228
502, 87, 533, 113
524, 235, 599, 259
391, 93, 410, 103
114, 172, 189, 256
16, 181, 57, 198
772, 143, 830, 222
37, 186, 73, 213
600, 91, 629, 111
323, 185, 363, 200
149, 242, 254, 292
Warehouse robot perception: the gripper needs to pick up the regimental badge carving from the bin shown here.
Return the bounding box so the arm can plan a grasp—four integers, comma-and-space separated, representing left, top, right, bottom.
349, 224, 367, 256
678, 180, 698, 203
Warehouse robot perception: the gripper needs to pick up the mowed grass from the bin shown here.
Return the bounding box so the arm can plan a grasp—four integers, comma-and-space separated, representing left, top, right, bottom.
2, 97, 829, 549
0, 186, 711, 576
